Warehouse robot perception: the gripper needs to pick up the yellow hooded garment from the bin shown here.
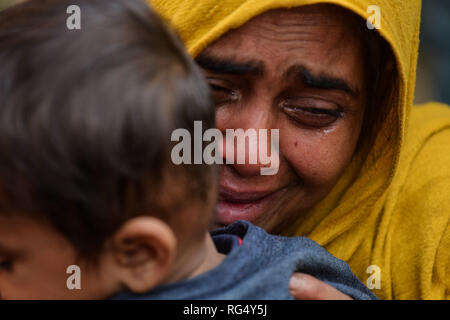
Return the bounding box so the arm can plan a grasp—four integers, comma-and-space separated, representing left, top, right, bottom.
149, 0, 450, 299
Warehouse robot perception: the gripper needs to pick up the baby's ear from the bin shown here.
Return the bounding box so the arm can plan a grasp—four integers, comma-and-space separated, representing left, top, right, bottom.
110, 216, 177, 294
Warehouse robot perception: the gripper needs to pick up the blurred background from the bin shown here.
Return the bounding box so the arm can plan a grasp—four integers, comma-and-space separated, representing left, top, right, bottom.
415, 1, 450, 105
0, 0, 449, 105
0, 0, 25, 12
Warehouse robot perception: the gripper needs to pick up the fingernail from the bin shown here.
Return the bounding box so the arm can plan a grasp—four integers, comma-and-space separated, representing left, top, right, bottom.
289, 274, 305, 289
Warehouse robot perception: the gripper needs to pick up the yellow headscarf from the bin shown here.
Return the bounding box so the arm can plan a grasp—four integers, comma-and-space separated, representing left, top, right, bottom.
150, 0, 450, 299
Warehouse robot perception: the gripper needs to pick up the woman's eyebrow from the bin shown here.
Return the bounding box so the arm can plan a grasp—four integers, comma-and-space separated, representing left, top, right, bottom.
195, 54, 264, 76
284, 65, 360, 98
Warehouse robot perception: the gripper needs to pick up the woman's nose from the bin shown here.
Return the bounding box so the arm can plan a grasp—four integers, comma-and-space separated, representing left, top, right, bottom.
221, 129, 266, 177
217, 106, 279, 177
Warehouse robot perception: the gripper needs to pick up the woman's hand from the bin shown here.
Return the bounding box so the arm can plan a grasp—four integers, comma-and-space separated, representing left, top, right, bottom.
289, 273, 353, 300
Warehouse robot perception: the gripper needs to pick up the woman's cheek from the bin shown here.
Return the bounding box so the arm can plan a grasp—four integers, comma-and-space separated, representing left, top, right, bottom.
280, 125, 355, 187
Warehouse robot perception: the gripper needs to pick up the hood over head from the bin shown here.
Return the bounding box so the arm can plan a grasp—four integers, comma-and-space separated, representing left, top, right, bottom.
149, 0, 420, 244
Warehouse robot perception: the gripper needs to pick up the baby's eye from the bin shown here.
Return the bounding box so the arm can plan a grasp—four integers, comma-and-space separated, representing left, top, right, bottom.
0, 259, 13, 273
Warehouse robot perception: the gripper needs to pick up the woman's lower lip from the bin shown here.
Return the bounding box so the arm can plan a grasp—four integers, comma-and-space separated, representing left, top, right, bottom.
215, 189, 283, 225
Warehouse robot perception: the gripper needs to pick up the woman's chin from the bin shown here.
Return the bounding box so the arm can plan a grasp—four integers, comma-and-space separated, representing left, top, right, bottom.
214, 189, 282, 226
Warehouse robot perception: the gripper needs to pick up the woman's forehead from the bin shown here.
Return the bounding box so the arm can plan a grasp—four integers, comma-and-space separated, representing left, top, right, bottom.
243, 4, 358, 26
199, 6, 365, 94
202, 5, 363, 60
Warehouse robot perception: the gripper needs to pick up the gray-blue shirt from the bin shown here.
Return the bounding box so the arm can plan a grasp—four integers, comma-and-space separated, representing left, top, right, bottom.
112, 221, 378, 300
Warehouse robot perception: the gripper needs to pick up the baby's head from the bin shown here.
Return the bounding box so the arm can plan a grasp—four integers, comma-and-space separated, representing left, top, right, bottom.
0, 0, 216, 299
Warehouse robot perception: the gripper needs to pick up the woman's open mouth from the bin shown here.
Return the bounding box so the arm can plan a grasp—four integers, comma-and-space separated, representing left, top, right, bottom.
215, 186, 287, 225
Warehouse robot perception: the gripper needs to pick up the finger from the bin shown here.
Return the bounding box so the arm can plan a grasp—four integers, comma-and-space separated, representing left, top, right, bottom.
289, 273, 353, 300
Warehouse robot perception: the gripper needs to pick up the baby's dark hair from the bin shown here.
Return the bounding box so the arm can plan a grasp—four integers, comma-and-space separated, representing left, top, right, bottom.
0, 0, 215, 261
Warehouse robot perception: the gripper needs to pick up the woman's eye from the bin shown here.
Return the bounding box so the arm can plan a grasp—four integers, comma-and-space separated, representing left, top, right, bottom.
282, 101, 343, 128
209, 84, 239, 106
